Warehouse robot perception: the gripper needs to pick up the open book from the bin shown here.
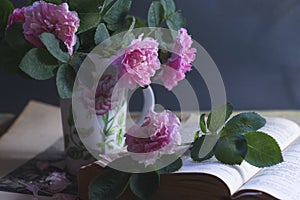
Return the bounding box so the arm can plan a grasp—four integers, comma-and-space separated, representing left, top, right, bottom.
0, 101, 77, 200
77, 116, 300, 200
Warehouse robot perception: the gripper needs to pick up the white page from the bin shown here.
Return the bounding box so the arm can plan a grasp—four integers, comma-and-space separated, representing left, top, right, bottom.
0, 101, 63, 178
177, 117, 300, 194
0, 101, 64, 200
238, 137, 300, 200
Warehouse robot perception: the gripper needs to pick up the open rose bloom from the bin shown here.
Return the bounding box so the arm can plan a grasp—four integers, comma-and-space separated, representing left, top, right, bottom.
7, 1, 79, 55
114, 34, 161, 89
125, 110, 181, 166
158, 28, 197, 90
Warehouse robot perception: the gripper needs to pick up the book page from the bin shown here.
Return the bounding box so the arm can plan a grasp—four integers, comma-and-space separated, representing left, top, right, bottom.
237, 136, 300, 200
177, 117, 300, 194
0, 101, 63, 178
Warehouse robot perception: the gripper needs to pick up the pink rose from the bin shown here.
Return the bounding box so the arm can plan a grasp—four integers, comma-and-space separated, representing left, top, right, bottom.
46, 172, 70, 193
23, 1, 79, 55
158, 28, 197, 90
80, 71, 119, 116
6, 7, 26, 28
125, 110, 181, 165
95, 73, 119, 116
115, 34, 161, 89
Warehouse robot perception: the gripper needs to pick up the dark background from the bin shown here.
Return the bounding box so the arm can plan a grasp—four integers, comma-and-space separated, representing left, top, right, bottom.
1, 0, 300, 114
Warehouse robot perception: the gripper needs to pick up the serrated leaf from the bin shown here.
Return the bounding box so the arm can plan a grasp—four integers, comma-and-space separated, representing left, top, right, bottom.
191, 135, 217, 162
244, 132, 283, 167
0, 0, 14, 40
214, 133, 247, 165
166, 11, 185, 31
56, 64, 76, 99
224, 112, 266, 134
199, 113, 207, 133
157, 155, 182, 174
69, 0, 103, 30
5, 22, 32, 53
130, 171, 159, 200
89, 167, 130, 200
95, 23, 110, 45
208, 102, 233, 132
160, 0, 175, 17
19, 48, 58, 80
39, 32, 70, 62
148, 1, 164, 27
103, 0, 132, 25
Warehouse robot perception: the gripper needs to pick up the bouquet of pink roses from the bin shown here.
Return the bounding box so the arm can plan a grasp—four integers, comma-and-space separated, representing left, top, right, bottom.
0, 1, 284, 199
0, 0, 191, 98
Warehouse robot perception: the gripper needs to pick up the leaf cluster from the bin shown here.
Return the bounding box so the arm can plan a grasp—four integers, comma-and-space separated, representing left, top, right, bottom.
0, 0, 186, 98
89, 154, 182, 200
148, 0, 185, 30
191, 102, 283, 167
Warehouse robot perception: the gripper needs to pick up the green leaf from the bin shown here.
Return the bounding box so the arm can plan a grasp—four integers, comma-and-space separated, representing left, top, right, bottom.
99, 0, 116, 15
207, 102, 233, 132
0, 0, 14, 40
117, 129, 124, 146
134, 16, 147, 28
191, 135, 217, 162
107, 23, 123, 31
148, 1, 164, 27
19, 48, 59, 80
199, 113, 207, 133
125, 16, 136, 31
5, 22, 32, 53
39, 32, 70, 63
157, 155, 182, 174
103, 0, 132, 25
160, 0, 175, 17
106, 127, 120, 136
224, 112, 266, 134
69, 0, 103, 30
244, 132, 283, 167
77, 27, 96, 52
69, 52, 87, 73
130, 171, 160, 200
56, 64, 76, 99
95, 23, 110, 45
89, 167, 130, 200
193, 130, 200, 142
214, 133, 248, 165
166, 11, 185, 31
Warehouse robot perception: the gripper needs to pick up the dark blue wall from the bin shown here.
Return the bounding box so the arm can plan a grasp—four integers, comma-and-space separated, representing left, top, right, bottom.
1, 0, 300, 113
